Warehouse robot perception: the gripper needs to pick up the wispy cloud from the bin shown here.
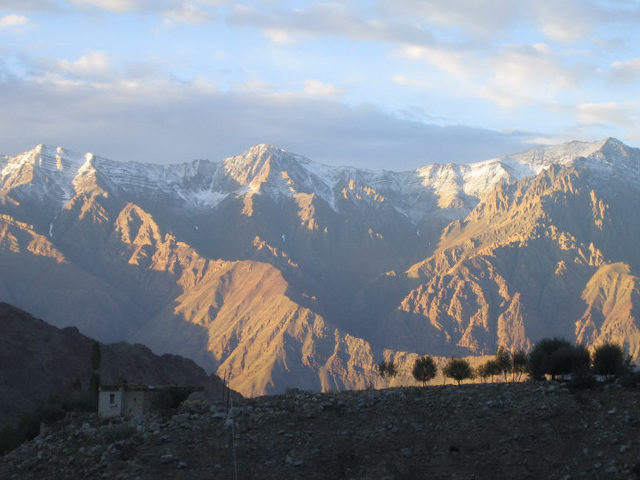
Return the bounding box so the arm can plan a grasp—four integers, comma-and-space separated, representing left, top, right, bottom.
0, 1, 58, 11
68, 0, 143, 13
0, 14, 31, 29
0, 67, 533, 168
162, 3, 212, 25
1, 0, 639, 168
302, 79, 343, 97
575, 102, 636, 127
399, 41, 587, 109
608, 57, 640, 85
62, 0, 225, 22
263, 28, 295, 45
391, 74, 431, 89
55, 51, 112, 78
228, 3, 437, 47
383, 0, 521, 39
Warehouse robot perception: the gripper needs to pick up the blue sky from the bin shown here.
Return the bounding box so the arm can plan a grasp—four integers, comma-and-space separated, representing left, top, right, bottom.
1, 0, 639, 170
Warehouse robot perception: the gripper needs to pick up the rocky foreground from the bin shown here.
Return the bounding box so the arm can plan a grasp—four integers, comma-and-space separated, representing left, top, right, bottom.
1, 382, 639, 480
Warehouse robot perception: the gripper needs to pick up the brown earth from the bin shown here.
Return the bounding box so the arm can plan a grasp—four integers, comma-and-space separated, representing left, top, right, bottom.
2, 381, 639, 480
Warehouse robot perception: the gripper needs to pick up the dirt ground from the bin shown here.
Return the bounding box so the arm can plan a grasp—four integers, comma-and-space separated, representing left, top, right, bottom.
1, 381, 640, 480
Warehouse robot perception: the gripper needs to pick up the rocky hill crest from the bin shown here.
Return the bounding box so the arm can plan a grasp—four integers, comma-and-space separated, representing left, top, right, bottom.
1, 381, 639, 479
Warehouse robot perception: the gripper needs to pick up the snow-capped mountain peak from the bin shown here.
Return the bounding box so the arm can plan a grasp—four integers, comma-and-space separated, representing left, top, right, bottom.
2, 138, 639, 227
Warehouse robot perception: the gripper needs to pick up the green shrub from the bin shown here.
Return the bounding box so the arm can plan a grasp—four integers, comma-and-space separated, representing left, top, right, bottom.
571, 344, 591, 375
528, 338, 592, 381
485, 359, 502, 382
475, 358, 502, 383
377, 360, 398, 380
412, 356, 437, 386
496, 348, 512, 381
592, 343, 627, 380
511, 350, 528, 381
475, 363, 490, 383
443, 358, 473, 385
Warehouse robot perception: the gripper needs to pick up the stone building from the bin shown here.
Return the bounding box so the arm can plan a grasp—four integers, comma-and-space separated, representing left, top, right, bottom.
98, 385, 160, 418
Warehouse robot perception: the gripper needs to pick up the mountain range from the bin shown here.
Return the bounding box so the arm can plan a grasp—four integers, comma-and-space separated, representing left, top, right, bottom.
1, 138, 639, 396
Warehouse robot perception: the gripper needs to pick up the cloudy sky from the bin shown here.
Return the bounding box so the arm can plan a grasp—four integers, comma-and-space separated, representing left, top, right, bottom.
1, 1, 639, 170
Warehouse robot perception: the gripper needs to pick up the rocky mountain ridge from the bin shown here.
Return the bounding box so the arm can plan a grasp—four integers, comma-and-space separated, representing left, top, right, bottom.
1, 138, 639, 396
6, 138, 632, 228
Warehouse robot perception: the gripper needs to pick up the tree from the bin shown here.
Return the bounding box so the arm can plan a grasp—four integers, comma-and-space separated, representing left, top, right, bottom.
571, 344, 591, 375
377, 360, 398, 382
592, 343, 626, 380
528, 338, 591, 381
528, 338, 570, 380
484, 359, 502, 383
496, 348, 512, 381
511, 349, 528, 381
443, 358, 473, 386
475, 363, 490, 383
412, 356, 437, 386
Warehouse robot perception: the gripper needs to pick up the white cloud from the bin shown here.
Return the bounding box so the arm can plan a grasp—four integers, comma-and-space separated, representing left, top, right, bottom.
0, 14, 30, 29
608, 57, 640, 84
383, 0, 521, 39
478, 43, 581, 107
575, 102, 634, 126
237, 79, 270, 92
225, 0, 609, 49
2, 0, 638, 165
401, 41, 586, 108
228, 3, 438, 47
302, 79, 343, 97
264, 28, 295, 45
163, 2, 211, 25
55, 51, 111, 78
529, 0, 599, 43
0, 1, 57, 11
0, 72, 534, 169
399, 45, 466, 76
392, 74, 431, 89
66, 0, 225, 18
69, 0, 142, 13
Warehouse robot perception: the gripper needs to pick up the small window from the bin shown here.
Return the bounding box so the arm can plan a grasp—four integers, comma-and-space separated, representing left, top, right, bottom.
109, 393, 115, 405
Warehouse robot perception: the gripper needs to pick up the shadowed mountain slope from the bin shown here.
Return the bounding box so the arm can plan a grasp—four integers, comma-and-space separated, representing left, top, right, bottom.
0, 303, 233, 429
1, 138, 639, 395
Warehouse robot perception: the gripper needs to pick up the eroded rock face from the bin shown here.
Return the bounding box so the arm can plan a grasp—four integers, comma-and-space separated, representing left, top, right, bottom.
2, 383, 640, 480
1, 139, 640, 396
388, 164, 640, 359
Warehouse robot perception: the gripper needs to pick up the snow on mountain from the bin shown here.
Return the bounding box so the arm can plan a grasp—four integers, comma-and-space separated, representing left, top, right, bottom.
3, 137, 640, 396
0, 145, 83, 206
495, 138, 640, 186
2, 138, 638, 226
